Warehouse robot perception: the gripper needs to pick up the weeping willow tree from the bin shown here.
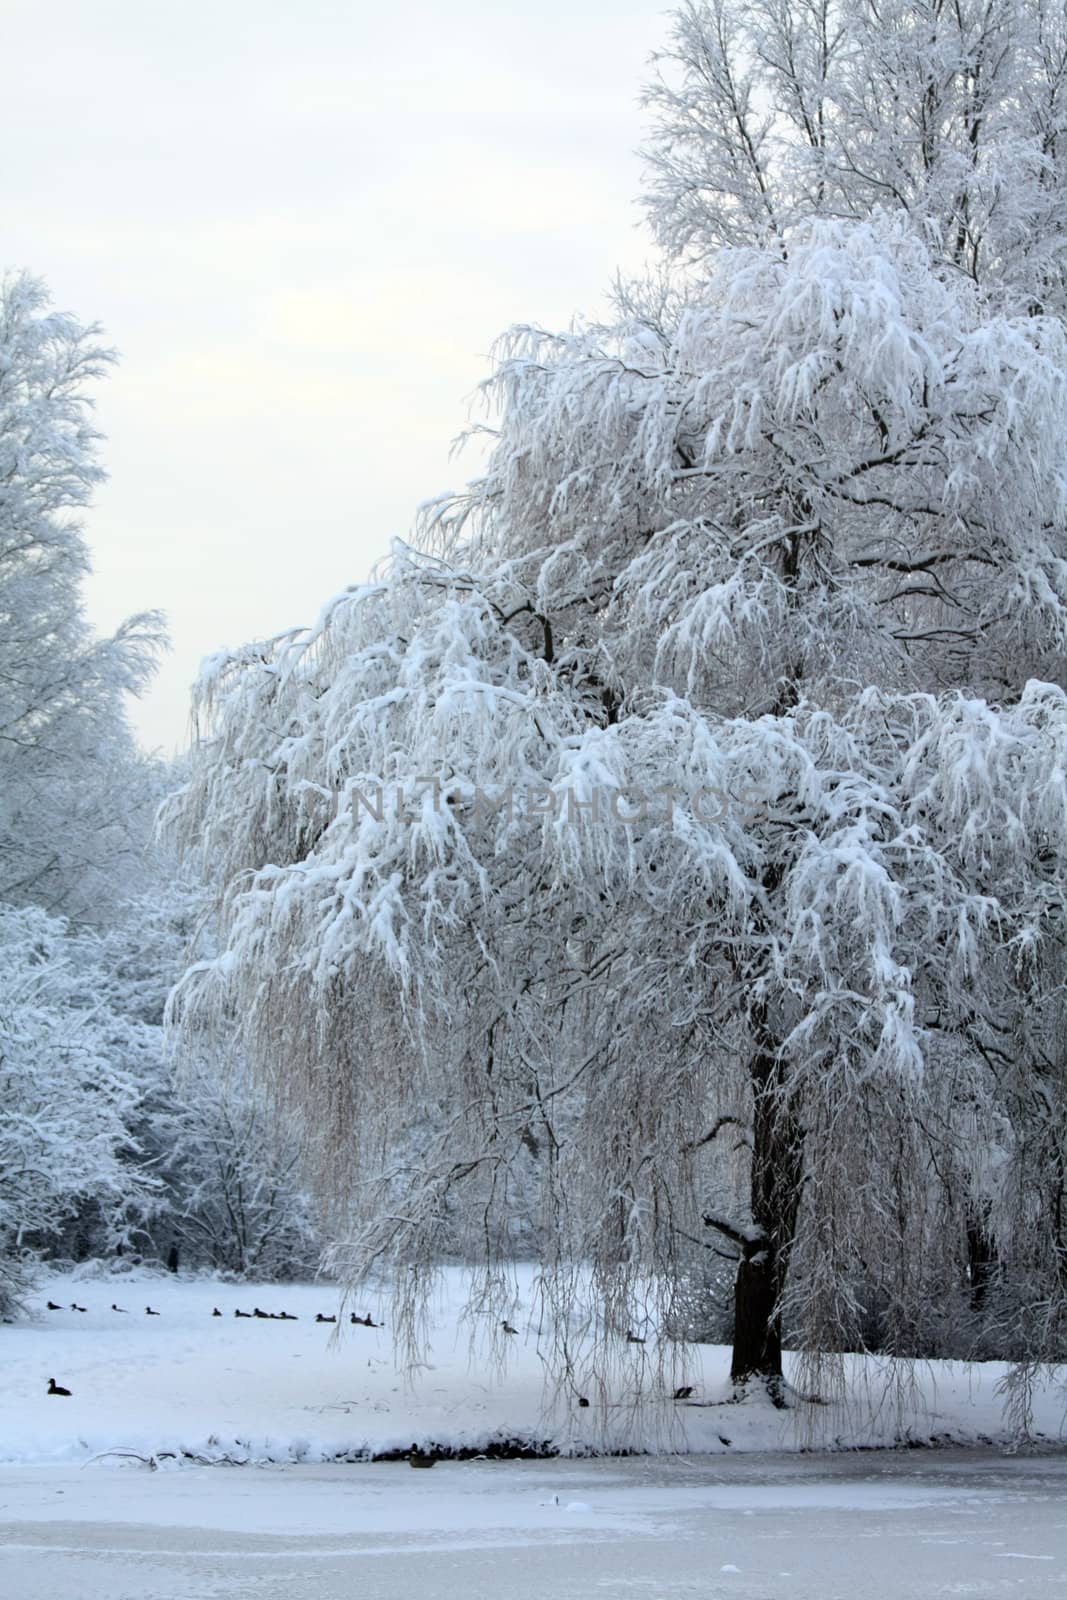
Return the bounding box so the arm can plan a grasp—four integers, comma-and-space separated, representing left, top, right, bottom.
166, 1, 1067, 1417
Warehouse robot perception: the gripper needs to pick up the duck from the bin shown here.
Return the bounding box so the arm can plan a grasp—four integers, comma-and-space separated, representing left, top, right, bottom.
111, 1303, 128, 1313
70, 1303, 87, 1313
673, 1384, 694, 1400
277, 1311, 298, 1320
578, 1395, 590, 1408
234, 1309, 252, 1318
145, 1306, 161, 1316
315, 1313, 336, 1324
46, 1301, 63, 1311
501, 1319, 519, 1336
625, 1330, 645, 1344
408, 1442, 437, 1468
212, 1308, 222, 1317
47, 1378, 72, 1396
252, 1307, 270, 1319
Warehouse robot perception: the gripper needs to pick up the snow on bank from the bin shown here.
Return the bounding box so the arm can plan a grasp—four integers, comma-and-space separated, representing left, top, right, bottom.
1, 1269, 1063, 1466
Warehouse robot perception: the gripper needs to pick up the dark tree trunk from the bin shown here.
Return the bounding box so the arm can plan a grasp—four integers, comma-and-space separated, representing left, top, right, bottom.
729, 1013, 804, 1403
730, 1235, 783, 1388
723, 526, 808, 1396
966, 1213, 995, 1311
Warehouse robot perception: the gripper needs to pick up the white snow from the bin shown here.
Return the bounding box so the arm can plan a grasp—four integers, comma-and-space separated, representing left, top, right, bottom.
3, 1272, 1067, 1599
3, 1267, 1064, 1467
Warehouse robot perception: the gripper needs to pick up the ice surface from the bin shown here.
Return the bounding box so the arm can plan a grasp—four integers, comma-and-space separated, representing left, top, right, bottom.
1, 1452, 1065, 1599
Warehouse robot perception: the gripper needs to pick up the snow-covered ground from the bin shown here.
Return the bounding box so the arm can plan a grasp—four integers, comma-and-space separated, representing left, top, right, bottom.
3, 1267, 1065, 1465
3, 1270, 1067, 1597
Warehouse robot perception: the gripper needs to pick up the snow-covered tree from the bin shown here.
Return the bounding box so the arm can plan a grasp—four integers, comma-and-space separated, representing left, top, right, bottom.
35, 863, 323, 1282
151, 1057, 321, 1280
0, 903, 154, 1317
0, 271, 162, 928
642, 0, 1067, 317
167, 2, 1067, 1407
0, 271, 185, 1303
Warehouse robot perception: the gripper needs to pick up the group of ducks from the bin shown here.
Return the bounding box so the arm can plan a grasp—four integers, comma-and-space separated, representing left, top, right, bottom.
47, 1301, 161, 1315
44, 1301, 384, 1398
46, 1300, 381, 1326
227, 1309, 382, 1325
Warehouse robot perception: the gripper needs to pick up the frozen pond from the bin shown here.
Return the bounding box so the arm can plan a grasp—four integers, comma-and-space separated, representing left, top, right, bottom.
1, 1448, 1065, 1599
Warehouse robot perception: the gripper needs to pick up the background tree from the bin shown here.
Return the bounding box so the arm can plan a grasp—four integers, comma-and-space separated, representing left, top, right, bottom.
0, 270, 173, 1309
151, 1055, 321, 1281
642, 0, 1067, 316
0, 902, 153, 1317
0, 270, 162, 929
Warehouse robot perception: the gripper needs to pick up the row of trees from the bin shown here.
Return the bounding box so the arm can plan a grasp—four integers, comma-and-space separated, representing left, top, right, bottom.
0, 273, 318, 1317
168, 0, 1067, 1406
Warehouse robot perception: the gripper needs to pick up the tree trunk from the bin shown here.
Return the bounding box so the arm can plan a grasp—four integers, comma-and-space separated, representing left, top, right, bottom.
730, 1234, 783, 1389
730, 1017, 804, 1403
966, 1212, 994, 1311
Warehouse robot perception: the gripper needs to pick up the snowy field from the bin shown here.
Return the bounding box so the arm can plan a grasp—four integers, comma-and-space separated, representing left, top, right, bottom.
4, 1268, 1067, 1466
5, 1268, 1067, 1467
3, 1271, 1067, 1597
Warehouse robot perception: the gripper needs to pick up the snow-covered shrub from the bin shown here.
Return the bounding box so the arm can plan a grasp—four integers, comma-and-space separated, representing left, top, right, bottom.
154, 1059, 321, 1280
0, 903, 154, 1317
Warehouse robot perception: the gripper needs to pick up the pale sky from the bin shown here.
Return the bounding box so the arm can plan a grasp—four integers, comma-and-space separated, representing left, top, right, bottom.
4, 0, 665, 751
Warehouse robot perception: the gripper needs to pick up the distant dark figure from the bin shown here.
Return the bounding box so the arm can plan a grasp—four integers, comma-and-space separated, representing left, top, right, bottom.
673, 1385, 694, 1400
46, 1301, 63, 1311
47, 1378, 71, 1396
167, 1244, 179, 1274
235, 1309, 252, 1318
70, 1303, 87, 1313
111, 1304, 128, 1313
145, 1306, 160, 1316
212, 1308, 222, 1317
578, 1396, 590, 1408
315, 1313, 336, 1324
408, 1442, 437, 1468
501, 1320, 519, 1336
625, 1330, 645, 1344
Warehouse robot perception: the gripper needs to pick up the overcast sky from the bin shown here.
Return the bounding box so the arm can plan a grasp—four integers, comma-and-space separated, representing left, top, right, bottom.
4, 0, 665, 750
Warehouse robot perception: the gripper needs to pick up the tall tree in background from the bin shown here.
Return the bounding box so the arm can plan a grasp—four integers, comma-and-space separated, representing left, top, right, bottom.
167, 0, 1067, 1407
0, 271, 162, 927
0, 271, 166, 1310
642, 0, 1067, 316
0, 273, 321, 1308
